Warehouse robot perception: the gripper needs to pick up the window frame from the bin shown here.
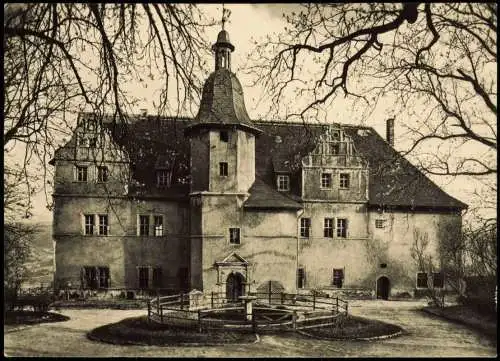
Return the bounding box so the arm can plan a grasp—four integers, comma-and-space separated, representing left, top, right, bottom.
156, 170, 170, 186
229, 227, 241, 244
416, 272, 428, 289
320, 173, 332, 189
138, 266, 149, 289
300, 218, 311, 238
98, 214, 109, 235
97, 166, 108, 183
329, 142, 340, 155
339, 173, 350, 189
277, 174, 290, 192
154, 215, 164, 237
84, 214, 95, 235
76, 165, 88, 182
336, 218, 347, 238
432, 272, 444, 289
152, 267, 162, 288
324, 218, 334, 238
219, 162, 229, 177
139, 215, 150, 236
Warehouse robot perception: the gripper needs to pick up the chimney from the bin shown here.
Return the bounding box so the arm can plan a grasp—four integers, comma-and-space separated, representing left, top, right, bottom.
140, 108, 148, 117
386, 118, 395, 146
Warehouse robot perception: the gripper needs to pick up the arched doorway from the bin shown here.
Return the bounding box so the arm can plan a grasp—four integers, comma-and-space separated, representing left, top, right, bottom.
226, 272, 245, 302
376, 276, 390, 300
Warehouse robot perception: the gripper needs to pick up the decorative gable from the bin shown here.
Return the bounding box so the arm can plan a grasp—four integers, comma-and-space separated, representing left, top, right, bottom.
215, 252, 248, 266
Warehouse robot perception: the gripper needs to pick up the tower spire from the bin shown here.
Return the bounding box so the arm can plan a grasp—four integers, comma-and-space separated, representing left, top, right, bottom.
212, 6, 234, 71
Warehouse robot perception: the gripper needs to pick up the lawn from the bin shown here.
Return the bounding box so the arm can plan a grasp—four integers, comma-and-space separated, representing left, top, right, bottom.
87, 316, 257, 346
5, 310, 70, 330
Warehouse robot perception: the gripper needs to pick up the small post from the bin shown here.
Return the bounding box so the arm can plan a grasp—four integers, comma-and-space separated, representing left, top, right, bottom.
292, 311, 297, 330
336, 297, 339, 313
281, 292, 284, 305
157, 294, 160, 313
313, 293, 316, 310
211, 291, 214, 309
160, 305, 163, 323
345, 302, 348, 314
180, 293, 184, 310
147, 299, 151, 317
268, 281, 272, 305
198, 310, 202, 333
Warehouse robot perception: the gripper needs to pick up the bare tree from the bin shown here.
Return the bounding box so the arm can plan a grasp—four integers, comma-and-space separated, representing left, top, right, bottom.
246, 3, 496, 177
3, 3, 215, 212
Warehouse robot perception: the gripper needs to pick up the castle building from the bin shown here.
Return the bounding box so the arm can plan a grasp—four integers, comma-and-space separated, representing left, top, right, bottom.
51, 29, 466, 300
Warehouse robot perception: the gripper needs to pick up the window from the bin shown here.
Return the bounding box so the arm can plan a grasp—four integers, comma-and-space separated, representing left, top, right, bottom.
154, 216, 164, 237
324, 218, 334, 238
417, 272, 428, 288
97, 166, 108, 182
433, 272, 444, 288
333, 268, 344, 288
98, 267, 110, 288
82, 266, 109, 289
138, 267, 149, 289
297, 268, 306, 289
337, 218, 347, 238
219, 162, 228, 176
339, 173, 350, 189
76, 166, 88, 182
98, 215, 108, 235
300, 218, 311, 238
220, 130, 229, 142
84, 215, 94, 235
277, 175, 290, 191
329, 142, 340, 155
152, 267, 162, 288
157, 170, 169, 186
375, 219, 386, 229
229, 228, 240, 244
139, 215, 150, 236
321, 173, 332, 188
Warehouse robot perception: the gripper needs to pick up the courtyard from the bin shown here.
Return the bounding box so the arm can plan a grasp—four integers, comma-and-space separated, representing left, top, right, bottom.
4, 300, 496, 357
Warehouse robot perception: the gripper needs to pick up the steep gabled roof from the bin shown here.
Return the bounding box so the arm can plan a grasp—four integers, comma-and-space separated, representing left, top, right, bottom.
50, 114, 466, 210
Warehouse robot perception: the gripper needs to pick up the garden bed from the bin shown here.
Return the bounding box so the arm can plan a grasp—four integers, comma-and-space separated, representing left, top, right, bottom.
5, 310, 70, 326
299, 315, 403, 340
52, 299, 147, 310
87, 316, 257, 346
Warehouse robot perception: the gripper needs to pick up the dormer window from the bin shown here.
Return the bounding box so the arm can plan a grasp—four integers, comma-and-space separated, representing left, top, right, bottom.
88, 136, 98, 148
220, 130, 229, 142
329, 143, 340, 155
157, 170, 171, 187
277, 175, 290, 192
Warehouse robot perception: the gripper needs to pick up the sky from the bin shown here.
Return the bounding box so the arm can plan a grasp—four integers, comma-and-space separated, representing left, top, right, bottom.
9, 3, 495, 223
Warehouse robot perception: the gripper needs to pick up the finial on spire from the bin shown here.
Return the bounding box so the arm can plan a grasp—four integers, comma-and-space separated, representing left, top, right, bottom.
221, 5, 231, 30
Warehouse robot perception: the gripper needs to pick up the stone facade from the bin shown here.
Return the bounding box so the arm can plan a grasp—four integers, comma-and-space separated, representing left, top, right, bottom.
51, 28, 466, 300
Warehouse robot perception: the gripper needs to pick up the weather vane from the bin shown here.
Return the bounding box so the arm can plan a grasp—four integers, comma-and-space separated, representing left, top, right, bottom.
221, 4, 231, 30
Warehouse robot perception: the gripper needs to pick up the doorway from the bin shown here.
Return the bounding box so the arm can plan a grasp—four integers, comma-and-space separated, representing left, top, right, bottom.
226, 272, 245, 302
377, 276, 390, 300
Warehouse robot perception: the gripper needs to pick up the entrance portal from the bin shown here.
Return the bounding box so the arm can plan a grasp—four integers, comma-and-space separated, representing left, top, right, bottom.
377, 276, 390, 300
226, 272, 245, 302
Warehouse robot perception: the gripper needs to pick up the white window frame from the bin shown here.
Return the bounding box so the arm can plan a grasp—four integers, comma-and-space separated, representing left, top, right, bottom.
300, 218, 311, 238
84, 214, 95, 235
154, 215, 164, 237
336, 218, 347, 238
324, 218, 334, 238
98, 214, 109, 235
138, 215, 150, 236
277, 175, 290, 192
157, 170, 169, 186
320, 173, 332, 189
339, 173, 350, 189
76, 165, 88, 182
